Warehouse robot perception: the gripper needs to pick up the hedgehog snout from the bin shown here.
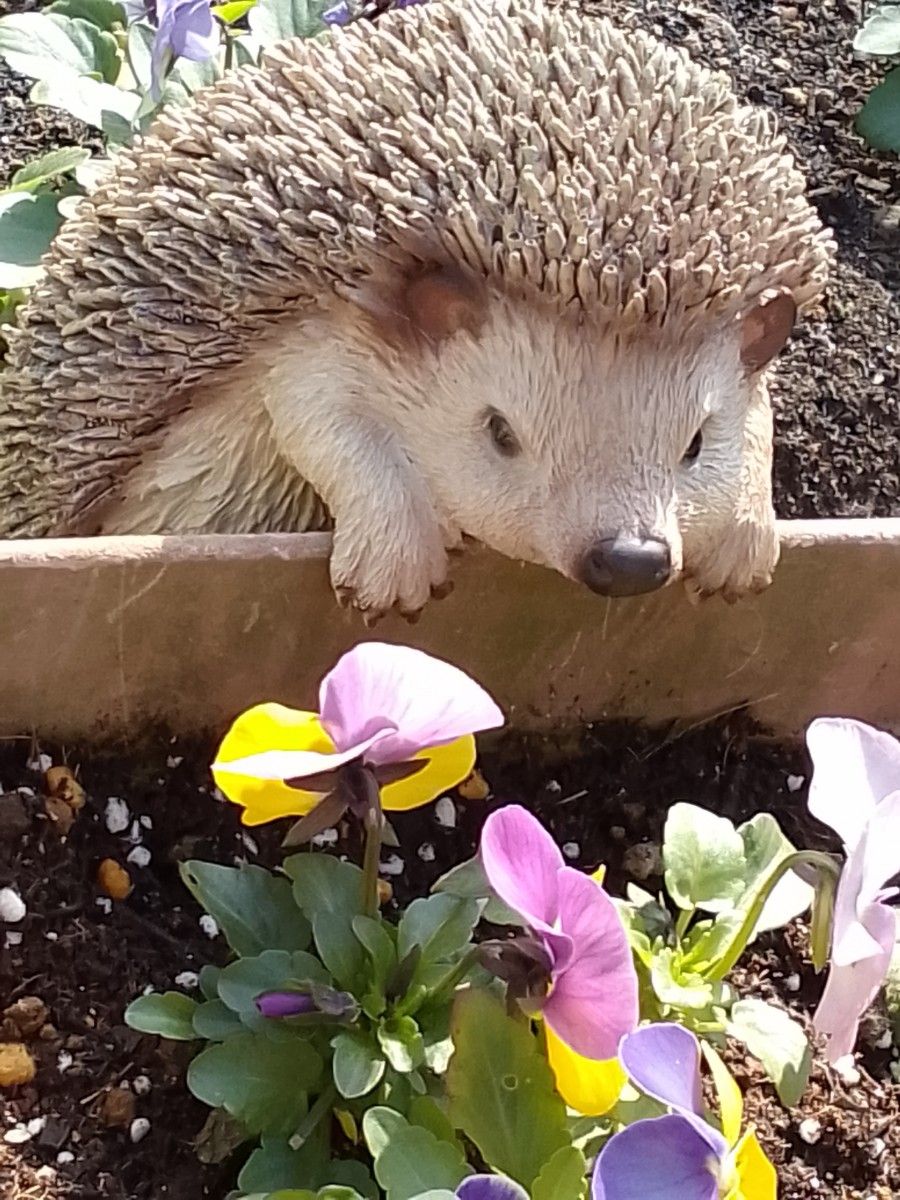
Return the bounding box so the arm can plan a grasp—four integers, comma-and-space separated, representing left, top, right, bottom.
578, 534, 672, 598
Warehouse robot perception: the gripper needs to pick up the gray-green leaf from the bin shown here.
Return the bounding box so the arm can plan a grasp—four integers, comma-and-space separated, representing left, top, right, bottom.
217, 949, 329, 1016
7, 148, 90, 193
248, 0, 328, 45
854, 4, 900, 55
857, 66, 900, 152
663, 803, 746, 913
30, 74, 140, 131
737, 812, 813, 935
397, 895, 479, 969
193, 999, 245, 1041
0, 11, 119, 81
377, 1016, 425, 1074
332, 1030, 386, 1099
180, 861, 312, 958
373, 1124, 471, 1200
286, 854, 366, 988
187, 1031, 323, 1136
0, 192, 64, 288
531, 1147, 586, 1200
125, 991, 199, 1041
727, 998, 811, 1107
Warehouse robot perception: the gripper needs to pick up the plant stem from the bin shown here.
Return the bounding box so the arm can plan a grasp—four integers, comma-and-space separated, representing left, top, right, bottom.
224, 29, 234, 72
675, 907, 694, 943
288, 1081, 337, 1151
423, 946, 480, 1004
359, 771, 384, 919
705, 849, 840, 983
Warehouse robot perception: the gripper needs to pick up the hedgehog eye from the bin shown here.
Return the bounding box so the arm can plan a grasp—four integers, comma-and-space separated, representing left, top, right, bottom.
681, 429, 703, 465
486, 410, 521, 457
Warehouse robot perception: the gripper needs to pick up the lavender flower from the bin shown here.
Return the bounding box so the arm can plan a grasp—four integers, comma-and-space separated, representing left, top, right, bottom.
151, 0, 219, 98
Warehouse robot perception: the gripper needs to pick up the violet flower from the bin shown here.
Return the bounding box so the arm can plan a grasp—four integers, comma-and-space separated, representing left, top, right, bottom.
151, 0, 219, 98
456, 1178, 528, 1200
592, 1024, 775, 1200
478, 804, 638, 1059
255, 985, 357, 1020
806, 717, 900, 1062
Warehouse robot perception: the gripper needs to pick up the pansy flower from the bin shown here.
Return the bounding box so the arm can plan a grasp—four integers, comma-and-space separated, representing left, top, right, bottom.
806, 717, 900, 1062
478, 805, 637, 1111
212, 642, 504, 829
592, 1024, 776, 1200
150, 0, 218, 97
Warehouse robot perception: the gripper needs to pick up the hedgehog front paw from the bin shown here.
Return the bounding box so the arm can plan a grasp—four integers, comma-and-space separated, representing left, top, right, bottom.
329, 507, 453, 624
683, 515, 780, 603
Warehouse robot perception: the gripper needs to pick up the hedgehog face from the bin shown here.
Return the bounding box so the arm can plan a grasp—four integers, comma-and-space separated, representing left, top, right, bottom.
372, 287, 794, 601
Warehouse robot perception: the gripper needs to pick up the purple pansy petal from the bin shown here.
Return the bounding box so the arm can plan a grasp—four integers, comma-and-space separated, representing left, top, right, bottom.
322, 0, 350, 23
319, 643, 504, 764
255, 991, 316, 1018
814, 902, 895, 1062
618, 1023, 704, 1116
541, 868, 638, 1059
211, 729, 394, 783
456, 1176, 530, 1200
480, 805, 570, 954
806, 718, 900, 851
591, 1114, 723, 1200
151, 0, 217, 96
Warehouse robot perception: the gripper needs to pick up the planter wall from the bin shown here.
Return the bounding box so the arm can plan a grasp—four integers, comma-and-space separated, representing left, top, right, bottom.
0, 518, 898, 742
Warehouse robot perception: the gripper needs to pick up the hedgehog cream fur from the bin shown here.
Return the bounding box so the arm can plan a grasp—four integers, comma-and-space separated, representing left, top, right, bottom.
0, 0, 833, 616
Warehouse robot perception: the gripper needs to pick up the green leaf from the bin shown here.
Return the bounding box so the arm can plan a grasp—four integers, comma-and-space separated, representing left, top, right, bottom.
332, 1030, 386, 1099
0, 12, 119, 81
857, 66, 900, 152
855, 4, 900, 55
0, 192, 64, 289
160, 53, 222, 105
447, 990, 569, 1189
199, 964, 222, 1000
371, 1121, 471, 1200
46, 0, 126, 30
531, 1146, 587, 1200
125, 991, 199, 1040
397, 895, 479, 971
362, 1107, 409, 1159
30, 73, 140, 131
248, 0, 328, 44
187, 1031, 322, 1136
286, 854, 366, 988
406, 1097, 462, 1153
239, 1134, 330, 1194
727, 998, 811, 1107
378, 1016, 425, 1074
8, 147, 90, 193
663, 803, 746, 913
737, 813, 813, 935
181, 861, 312, 957
353, 916, 397, 982
217, 950, 329, 1015
650, 947, 717, 1012
193, 999, 245, 1041
431, 854, 523, 927
213, 0, 257, 21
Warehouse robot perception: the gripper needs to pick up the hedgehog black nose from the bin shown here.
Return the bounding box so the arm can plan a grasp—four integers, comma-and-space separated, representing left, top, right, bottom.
579, 535, 672, 597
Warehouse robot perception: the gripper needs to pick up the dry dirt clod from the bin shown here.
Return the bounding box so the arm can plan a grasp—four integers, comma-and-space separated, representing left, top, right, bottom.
99, 1086, 136, 1128
96, 859, 133, 900
457, 769, 490, 801
0, 1042, 37, 1087
3, 996, 49, 1040
44, 794, 77, 836
44, 765, 86, 810
0, 791, 30, 841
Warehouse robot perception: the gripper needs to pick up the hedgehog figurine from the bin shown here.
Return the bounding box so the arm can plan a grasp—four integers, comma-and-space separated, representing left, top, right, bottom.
0, 0, 832, 620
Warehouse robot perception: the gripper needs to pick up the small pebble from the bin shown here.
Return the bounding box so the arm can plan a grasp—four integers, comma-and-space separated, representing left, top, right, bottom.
798, 1117, 822, 1145
610, 825, 626, 841
27, 753, 53, 774
57, 1050, 74, 1073
27, 1117, 47, 1136
36, 1166, 56, 1183
311, 828, 339, 848
417, 842, 436, 863
871, 1137, 886, 1159
174, 971, 199, 990
545, 780, 562, 794
166, 755, 184, 769
126, 846, 152, 869
833, 1054, 860, 1084
45, 931, 58, 942
139, 814, 153, 830
874, 1028, 893, 1050
130, 1118, 151, 1144
434, 796, 457, 829
132, 1074, 152, 1096
562, 842, 580, 860
199, 915, 220, 939
784, 972, 801, 992
5, 931, 23, 948
241, 832, 259, 855
622, 842, 663, 880
0, 887, 26, 923
786, 774, 805, 793
95, 897, 113, 915
4, 1126, 32, 1145
379, 854, 405, 877
57, 1151, 75, 1165
104, 797, 130, 835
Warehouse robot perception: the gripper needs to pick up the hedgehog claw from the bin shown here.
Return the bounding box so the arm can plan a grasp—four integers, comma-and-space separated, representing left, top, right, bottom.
431, 580, 454, 601
400, 607, 422, 625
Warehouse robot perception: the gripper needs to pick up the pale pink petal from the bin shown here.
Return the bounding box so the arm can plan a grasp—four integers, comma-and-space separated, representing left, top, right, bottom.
831, 793, 900, 967
857, 792, 900, 908
211, 730, 390, 781
319, 643, 504, 761
806, 718, 900, 850
542, 867, 639, 1059
814, 901, 895, 1063
480, 805, 565, 931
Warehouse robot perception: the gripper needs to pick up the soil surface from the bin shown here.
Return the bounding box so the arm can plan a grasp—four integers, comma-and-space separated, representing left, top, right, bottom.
0, 0, 898, 517
1, 718, 897, 1199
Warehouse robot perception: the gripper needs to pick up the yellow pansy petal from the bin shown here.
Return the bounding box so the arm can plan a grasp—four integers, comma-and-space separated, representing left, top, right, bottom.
545, 1026, 626, 1116
733, 1130, 777, 1200
212, 704, 335, 826
701, 1040, 743, 1147
591, 865, 607, 886
380, 735, 477, 812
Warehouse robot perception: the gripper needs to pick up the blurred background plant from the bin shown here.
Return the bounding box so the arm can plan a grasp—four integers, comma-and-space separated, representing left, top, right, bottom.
854, 1, 900, 152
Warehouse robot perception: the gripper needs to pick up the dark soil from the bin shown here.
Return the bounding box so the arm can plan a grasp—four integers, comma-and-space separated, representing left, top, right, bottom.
1, 717, 898, 1199
0, 0, 898, 516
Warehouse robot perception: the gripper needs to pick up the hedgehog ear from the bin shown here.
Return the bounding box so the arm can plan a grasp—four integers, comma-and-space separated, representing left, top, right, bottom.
740, 290, 797, 373
402, 266, 487, 343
